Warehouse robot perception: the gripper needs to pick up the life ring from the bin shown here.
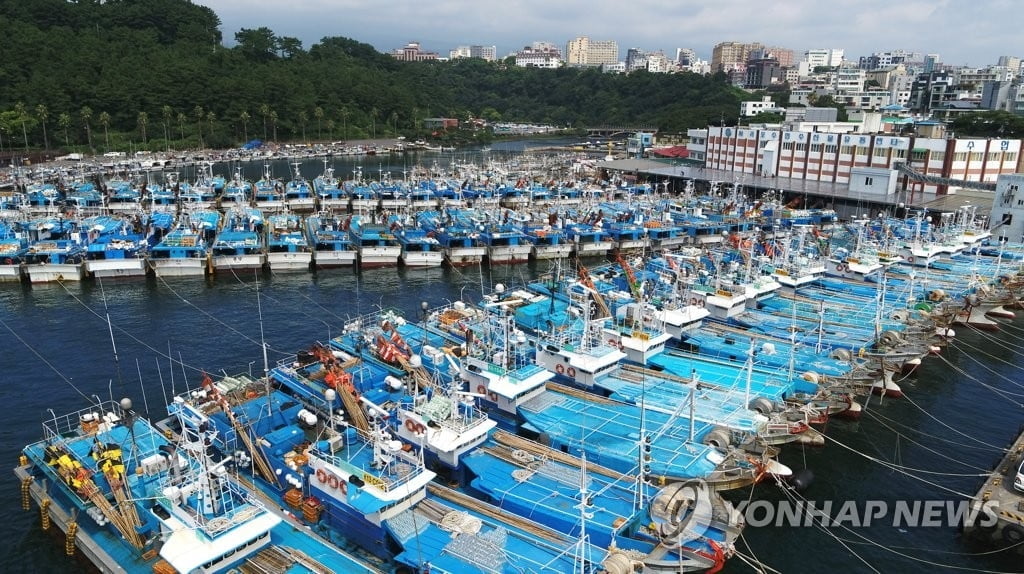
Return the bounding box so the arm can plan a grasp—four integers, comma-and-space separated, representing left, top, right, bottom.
405, 418, 417, 433
316, 468, 328, 484
2, 258, 12, 265
338, 480, 348, 495
476, 384, 486, 395
907, 256, 915, 263
555, 364, 565, 374
326, 473, 340, 490
697, 298, 705, 308
836, 263, 845, 272
689, 297, 698, 306
567, 367, 576, 378
488, 391, 499, 402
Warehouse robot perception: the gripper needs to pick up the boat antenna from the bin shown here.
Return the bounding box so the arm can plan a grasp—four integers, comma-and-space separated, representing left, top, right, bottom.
255, 269, 272, 410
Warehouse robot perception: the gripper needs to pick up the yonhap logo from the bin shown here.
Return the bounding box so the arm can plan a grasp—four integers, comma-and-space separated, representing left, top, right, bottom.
734, 498, 1000, 529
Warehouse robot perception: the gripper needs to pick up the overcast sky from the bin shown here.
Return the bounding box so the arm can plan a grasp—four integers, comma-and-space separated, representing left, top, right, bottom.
195, 0, 1017, 67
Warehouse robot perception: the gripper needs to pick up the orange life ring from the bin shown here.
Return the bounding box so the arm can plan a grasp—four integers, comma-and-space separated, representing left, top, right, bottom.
339, 480, 348, 495
488, 391, 498, 402
405, 418, 422, 433
3, 258, 12, 265
689, 297, 698, 306
476, 384, 486, 395
566, 367, 576, 378
608, 337, 618, 347
835, 263, 844, 272
555, 364, 565, 374
326, 473, 339, 490
697, 298, 705, 308
316, 468, 328, 484
907, 256, 914, 263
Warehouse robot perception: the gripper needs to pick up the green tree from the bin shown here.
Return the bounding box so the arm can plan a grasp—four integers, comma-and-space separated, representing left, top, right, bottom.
239, 110, 250, 142
193, 105, 204, 147
177, 112, 187, 145
99, 111, 111, 148
137, 111, 148, 144
57, 112, 71, 148
370, 106, 378, 139
298, 110, 308, 142
326, 119, 335, 139
313, 106, 324, 140
14, 102, 29, 152
162, 105, 173, 149
389, 111, 398, 136
339, 106, 349, 141
269, 110, 278, 141
235, 27, 278, 61
80, 106, 93, 149
206, 110, 216, 141
259, 103, 270, 140
35, 104, 49, 151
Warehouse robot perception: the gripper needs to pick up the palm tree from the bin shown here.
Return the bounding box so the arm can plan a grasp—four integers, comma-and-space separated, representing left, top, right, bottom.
58, 112, 71, 148
370, 106, 379, 139
269, 110, 278, 141
239, 110, 250, 142
298, 110, 308, 143
35, 104, 49, 151
193, 105, 204, 148
339, 106, 349, 141
206, 111, 216, 142
99, 111, 111, 149
80, 106, 93, 150
137, 111, 148, 145
411, 106, 418, 131
314, 106, 324, 141
389, 111, 398, 137
259, 103, 270, 140
161, 105, 173, 150
14, 102, 29, 152
176, 112, 186, 145
326, 119, 335, 139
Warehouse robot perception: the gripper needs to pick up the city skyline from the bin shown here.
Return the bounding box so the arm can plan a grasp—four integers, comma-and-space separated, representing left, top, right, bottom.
196, 0, 1016, 67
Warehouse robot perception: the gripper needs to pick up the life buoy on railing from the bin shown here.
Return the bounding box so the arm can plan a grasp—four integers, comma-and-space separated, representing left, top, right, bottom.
555, 364, 565, 374
488, 391, 499, 402
338, 480, 348, 495
836, 263, 845, 272
476, 384, 486, 395
697, 298, 705, 308
689, 297, 698, 306
405, 418, 418, 433
316, 468, 328, 484
907, 256, 915, 263
566, 367, 576, 378
326, 473, 340, 490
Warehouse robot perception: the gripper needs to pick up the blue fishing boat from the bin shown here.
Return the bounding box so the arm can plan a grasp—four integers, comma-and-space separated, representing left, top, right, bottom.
284, 161, 317, 212
0, 221, 28, 282
523, 223, 573, 260
305, 213, 357, 268
394, 224, 444, 268
148, 210, 220, 277
349, 216, 401, 268
266, 212, 312, 272
478, 223, 532, 265
21, 216, 86, 283
17, 398, 378, 574
565, 222, 614, 258
212, 206, 266, 272
312, 160, 346, 212
104, 177, 143, 214
253, 163, 285, 212
418, 210, 486, 267
220, 168, 252, 210
82, 215, 149, 279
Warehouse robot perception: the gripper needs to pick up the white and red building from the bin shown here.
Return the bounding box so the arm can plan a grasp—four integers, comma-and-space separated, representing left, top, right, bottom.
688, 125, 1022, 197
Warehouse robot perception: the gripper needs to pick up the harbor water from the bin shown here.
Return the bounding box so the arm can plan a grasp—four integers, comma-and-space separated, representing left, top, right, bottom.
2, 142, 1023, 573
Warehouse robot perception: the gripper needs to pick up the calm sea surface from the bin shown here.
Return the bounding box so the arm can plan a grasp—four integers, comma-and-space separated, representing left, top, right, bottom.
1, 141, 1022, 573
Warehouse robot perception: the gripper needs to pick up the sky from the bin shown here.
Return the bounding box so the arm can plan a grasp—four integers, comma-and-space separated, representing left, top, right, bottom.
194, 0, 1018, 67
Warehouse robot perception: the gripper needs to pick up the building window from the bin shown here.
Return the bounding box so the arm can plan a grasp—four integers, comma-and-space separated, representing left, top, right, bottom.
783, 142, 795, 151
953, 152, 968, 162
865, 177, 874, 185
840, 145, 854, 155
810, 143, 823, 153
910, 150, 927, 160
988, 152, 1001, 161
824, 144, 838, 154
893, 149, 906, 159
1006, 152, 1018, 162
874, 148, 887, 157
970, 152, 983, 162
795, 143, 807, 151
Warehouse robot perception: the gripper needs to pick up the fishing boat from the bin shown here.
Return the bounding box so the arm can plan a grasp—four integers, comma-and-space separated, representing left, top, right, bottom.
418, 210, 486, 267
147, 210, 220, 277
305, 213, 358, 268
220, 168, 252, 210
253, 163, 285, 212
395, 225, 444, 268
565, 222, 614, 258
0, 221, 28, 282
266, 212, 313, 272
16, 398, 379, 574
478, 223, 533, 265
21, 216, 86, 283
284, 161, 317, 212
349, 216, 401, 268
523, 223, 573, 260
82, 215, 149, 279
312, 160, 346, 212
211, 206, 266, 273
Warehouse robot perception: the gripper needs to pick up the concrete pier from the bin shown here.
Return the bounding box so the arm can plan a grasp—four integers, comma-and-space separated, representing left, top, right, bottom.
963, 427, 1024, 548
